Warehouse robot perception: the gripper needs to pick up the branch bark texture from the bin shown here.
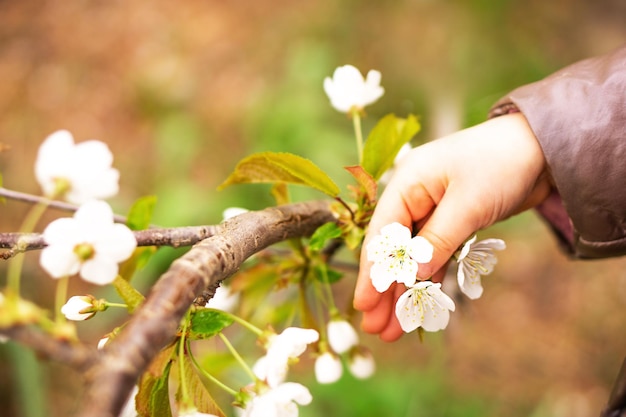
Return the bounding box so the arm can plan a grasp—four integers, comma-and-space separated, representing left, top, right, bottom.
77, 200, 334, 417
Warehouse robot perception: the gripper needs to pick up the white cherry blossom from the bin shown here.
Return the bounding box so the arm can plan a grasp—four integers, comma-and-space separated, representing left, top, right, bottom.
61, 295, 97, 321
40, 200, 137, 285
205, 285, 239, 313
456, 235, 506, 300
395, 281, 456, 333
253, 327, 319, 387
366, 222, 434, 292
347, 347, 375, 380
241, 382, 312, 417
326, 318, 359, 354
314, 352, 343, 384
35, 130, 119, 204
323, 65, 384, 113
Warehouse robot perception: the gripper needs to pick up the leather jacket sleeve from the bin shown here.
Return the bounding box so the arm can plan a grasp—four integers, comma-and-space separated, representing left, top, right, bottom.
489, 45, 626, 258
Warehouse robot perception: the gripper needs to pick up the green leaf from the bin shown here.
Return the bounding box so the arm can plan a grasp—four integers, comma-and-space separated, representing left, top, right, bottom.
362, 114, 420, 180
218, 152, 339, 197
126, 195, 158, 231
137, 344, 175, 417
312, 264, 343, 284
189, 309, 234, 340
113, 275, 145, 313
309, 222, 342, 252
177, 354, 226, 417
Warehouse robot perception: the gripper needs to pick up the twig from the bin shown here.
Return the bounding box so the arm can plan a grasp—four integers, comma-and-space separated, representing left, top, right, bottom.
0, 226, 219, 259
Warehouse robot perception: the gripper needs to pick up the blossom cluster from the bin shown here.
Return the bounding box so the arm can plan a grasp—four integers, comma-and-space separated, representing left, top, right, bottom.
367, 222, 505, 334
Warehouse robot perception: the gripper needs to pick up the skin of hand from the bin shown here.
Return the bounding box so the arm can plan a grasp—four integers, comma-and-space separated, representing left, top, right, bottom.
354, 112, 552, 342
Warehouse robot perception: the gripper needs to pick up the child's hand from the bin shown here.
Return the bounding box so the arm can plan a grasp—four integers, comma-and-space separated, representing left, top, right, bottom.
354, 113, 551, 341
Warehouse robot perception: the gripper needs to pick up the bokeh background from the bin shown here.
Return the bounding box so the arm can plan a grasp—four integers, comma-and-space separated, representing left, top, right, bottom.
1, 1, 625, 416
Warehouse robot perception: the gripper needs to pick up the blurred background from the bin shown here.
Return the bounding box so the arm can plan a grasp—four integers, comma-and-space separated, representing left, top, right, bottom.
0, 1, 625, 416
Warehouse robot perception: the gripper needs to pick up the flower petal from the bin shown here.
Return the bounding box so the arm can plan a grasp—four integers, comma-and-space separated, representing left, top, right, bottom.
80, 258, 118, 285
40, 245, 81, 278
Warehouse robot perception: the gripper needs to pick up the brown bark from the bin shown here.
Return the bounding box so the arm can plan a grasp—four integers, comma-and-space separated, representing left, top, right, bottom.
75, 200, 334, 417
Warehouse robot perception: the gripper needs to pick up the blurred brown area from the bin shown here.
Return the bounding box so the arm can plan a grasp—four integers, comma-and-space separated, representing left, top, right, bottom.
0, 1, 625, 416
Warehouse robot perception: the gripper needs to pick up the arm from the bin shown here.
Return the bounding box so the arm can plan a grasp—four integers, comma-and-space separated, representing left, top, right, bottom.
355, 44, 626, 342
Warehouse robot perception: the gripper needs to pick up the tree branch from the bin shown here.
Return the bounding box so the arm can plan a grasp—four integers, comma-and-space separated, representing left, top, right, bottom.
75, 200, 335, 417
0, 325, 98, 371
0, 226, 219, 260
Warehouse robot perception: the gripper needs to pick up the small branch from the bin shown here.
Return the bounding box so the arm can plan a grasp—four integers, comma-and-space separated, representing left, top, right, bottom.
76, 200, 335, 417
1, 326, 98, 371
0, 226, 219, 259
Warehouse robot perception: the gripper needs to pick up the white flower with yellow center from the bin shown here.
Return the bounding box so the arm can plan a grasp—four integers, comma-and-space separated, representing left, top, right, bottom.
40, 200, 137, 285
35, 130, 120, 204
366, 222, 434, 293
323, 65, 384, 113
395, 281, 456, 333
456, 235, 506, 300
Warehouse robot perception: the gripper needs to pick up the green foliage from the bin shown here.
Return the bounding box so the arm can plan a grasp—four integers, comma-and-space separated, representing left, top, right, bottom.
362, 114, 420, 180
112, 275, 145, 313
312, 264, 342, 284
218, 152, 340, 198
126, 195, 158, 231
137, 344, 175, 417
309, 222, 342, 252
189, 309, 234, 340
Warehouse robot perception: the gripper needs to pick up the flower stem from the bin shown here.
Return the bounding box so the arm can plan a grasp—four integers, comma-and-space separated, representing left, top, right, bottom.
54, 276, 69, 324
186, 339, 238, 396
6, 201, 49, 303
352, 109, 364, 165
218, 332, 257, 382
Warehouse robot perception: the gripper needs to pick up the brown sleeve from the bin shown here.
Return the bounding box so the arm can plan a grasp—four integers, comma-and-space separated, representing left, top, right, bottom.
489, 45, 626, 259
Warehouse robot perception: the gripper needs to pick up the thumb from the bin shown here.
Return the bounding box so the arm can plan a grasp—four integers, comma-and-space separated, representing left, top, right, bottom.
414, 188, 485, 279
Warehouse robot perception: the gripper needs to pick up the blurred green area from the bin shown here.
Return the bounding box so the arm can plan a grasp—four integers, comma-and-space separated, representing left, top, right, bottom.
0, 1, 625, 416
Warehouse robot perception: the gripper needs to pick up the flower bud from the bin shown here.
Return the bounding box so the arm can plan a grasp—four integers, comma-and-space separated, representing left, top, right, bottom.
348, 347, 375, 379
327, 319, 359, 354
315, 352, 343, 384
61, 295, 97, 321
